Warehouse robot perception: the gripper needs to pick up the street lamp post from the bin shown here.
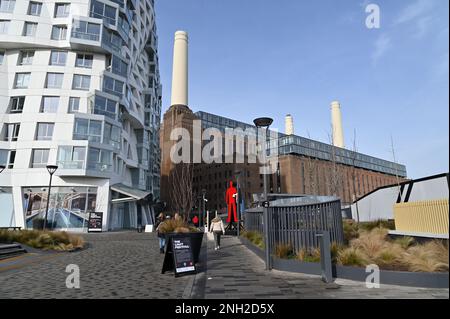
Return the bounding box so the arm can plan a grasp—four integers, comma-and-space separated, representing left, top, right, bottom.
234, 170, 241, 237
43, 165, 58, 231
201, 188, 206, 229
253, 117, 273, 271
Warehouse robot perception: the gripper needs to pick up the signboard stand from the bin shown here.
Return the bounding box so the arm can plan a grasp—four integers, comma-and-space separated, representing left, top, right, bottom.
87, 212, 103, 233
161, 234, 196, 277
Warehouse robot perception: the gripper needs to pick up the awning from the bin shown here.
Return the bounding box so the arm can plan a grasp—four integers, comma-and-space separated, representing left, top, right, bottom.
110, 183, 152, 203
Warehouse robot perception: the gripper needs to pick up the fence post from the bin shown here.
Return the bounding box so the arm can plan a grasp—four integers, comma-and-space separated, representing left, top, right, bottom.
316, 231, 333, 283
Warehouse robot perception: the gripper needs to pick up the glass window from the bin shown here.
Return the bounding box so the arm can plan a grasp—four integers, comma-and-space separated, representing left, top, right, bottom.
0, 51, 4, 64
28, 1, 42, 16
31, 149, 49, 168
9, 96, 25, 113
72, 74, 91, 90
103, 76, 123, 96
73, 118, 102, 142
0, 20, 9, 34
90, 0, 116, 25
87, 148, 111, 171
7, 150, 15, 168
36, 123, 54, 140
22, 22, 37, 36
18, 51, 34, 65
111, 55, 128, 77
50, 50, 67, 65
45, 72, 63, 88
51, 25, 67, 40
0, 149, 7, 165
75, 53, 93, 68
0, 0, 15, 13
14, 72, 31, 88
54, 3, 70, 17
57, 146, 85, 169
93, 95, 116, 119
4, 123, 20, 141
72, 21, 100, 40
68, 97, 80, 113
41, 96, 59, 113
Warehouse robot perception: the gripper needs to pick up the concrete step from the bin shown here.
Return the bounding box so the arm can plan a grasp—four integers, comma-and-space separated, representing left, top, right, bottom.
0, 244, 27, 260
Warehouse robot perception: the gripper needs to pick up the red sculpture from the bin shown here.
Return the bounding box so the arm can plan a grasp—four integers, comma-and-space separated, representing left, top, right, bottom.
226, 181, 238, 223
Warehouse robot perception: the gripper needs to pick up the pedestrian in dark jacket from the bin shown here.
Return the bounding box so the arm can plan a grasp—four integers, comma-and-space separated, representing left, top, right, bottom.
155, 213, 166, 253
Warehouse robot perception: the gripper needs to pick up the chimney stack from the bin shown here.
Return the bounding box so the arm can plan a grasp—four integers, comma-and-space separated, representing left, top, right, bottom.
285, 114, 294, 135
331, 101, 345, 148
170, 31, 189, 106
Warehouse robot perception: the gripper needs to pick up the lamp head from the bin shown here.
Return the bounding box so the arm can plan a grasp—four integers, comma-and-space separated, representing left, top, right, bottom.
46, 165, 58, 175
253, 117, 273, 128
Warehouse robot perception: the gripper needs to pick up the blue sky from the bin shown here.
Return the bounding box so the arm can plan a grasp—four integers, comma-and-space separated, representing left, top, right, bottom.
155, 0, 449, 179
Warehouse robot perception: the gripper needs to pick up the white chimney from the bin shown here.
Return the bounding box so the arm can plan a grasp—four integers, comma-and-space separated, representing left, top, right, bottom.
170, 31, 188, 106
285, 114, 294, 135
331, 101, 345, 148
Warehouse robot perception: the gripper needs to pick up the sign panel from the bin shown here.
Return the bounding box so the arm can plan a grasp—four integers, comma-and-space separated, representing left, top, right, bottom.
172, 237, 196, 276
87, 212, 103, 233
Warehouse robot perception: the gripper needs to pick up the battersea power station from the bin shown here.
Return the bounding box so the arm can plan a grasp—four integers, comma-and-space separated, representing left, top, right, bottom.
160, 31, 407, 213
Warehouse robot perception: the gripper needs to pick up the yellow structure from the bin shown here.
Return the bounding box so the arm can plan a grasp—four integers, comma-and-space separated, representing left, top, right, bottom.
393, 199, 449, 235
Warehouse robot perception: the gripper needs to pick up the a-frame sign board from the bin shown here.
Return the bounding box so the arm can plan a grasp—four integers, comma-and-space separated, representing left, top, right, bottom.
161, 234, 196, 277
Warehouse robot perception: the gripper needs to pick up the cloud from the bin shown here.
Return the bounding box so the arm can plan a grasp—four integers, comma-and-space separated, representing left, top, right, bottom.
372, 33, 392, 65
394, 0, 434, 25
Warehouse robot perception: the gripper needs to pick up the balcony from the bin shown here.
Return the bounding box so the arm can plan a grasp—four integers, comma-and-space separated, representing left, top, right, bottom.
90, 11, 117, 28
71, 30, 100, 42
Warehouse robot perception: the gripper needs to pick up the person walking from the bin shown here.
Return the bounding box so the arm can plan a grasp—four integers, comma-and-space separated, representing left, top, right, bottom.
209, 216, 225, 250
155, 213, 166, 254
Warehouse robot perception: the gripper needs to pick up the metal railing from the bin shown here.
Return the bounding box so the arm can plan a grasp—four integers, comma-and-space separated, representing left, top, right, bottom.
244, 199, 344, 253
394, 199, 449, 235
71, 30, 100, 42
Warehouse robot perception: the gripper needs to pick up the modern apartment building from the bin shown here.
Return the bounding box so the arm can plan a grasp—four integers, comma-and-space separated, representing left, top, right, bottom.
0, 0, 162, 231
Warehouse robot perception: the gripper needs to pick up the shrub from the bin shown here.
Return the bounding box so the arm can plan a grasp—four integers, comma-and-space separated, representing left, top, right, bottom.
359, 219, 395, 231
342, 219, 359, 244
394, 236, 415, 249
296, 248, 321, 263
401, 240, 449, 272
242, 231, 264, 249
157, 218, 199, 234
337, 247, 367, 267
274, 243, 295, 259
0, 230, 84, 251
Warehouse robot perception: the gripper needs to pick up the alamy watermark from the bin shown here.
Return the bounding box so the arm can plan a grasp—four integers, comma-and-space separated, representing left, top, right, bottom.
366, 3, 381, 29
169, 120, 279, 174
365, 264, 380, 288
66, 264, 80, 289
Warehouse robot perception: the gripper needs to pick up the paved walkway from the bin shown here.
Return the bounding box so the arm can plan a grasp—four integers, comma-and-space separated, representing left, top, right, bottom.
203, 234, 449, 299
0, 232, 192, 299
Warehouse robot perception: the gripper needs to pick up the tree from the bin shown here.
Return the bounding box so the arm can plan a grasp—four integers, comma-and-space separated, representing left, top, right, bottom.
168, 163, 194, 220
350, 129, 360, 222
327, 130, 342, 198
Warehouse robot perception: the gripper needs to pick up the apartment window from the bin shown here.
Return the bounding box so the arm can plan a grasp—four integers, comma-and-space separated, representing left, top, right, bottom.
41, 96, 59, 113
75, 53, 93, 68
45, 72, 63, 88
103, 76, 123, 96
111, 55, 128, 77
0, 0, 15, 13
28, 1, 42, 16
7, 150, 15, 168
49, 50, 67, 65
57, 146, 86, 169
68, 97, 80, 113
73, 118, 102, 142
22, 22, 37, 36
54, 3, 70, 17
14, 72, 31, 88
35, 123, 54, 140
93, 96, 116, 119
0, 51, 4, 64
8, 96, 25, 113
87, 148, 111, 171
0, 20, 9, 34
72, 74, 91, 90
72, 21, 100, 41
3, 123, 20, 141
51, 25, 67, 40
31, 149, 49, 168
18, 50, 34, 65
103, 123, 121, 148
90, 0, 116, 25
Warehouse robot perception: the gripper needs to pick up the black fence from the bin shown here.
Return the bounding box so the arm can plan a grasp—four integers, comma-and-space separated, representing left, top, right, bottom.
244, 199, 344, 253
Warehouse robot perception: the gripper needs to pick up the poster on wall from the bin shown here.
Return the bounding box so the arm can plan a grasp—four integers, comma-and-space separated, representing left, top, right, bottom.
87, 212, 103, 233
